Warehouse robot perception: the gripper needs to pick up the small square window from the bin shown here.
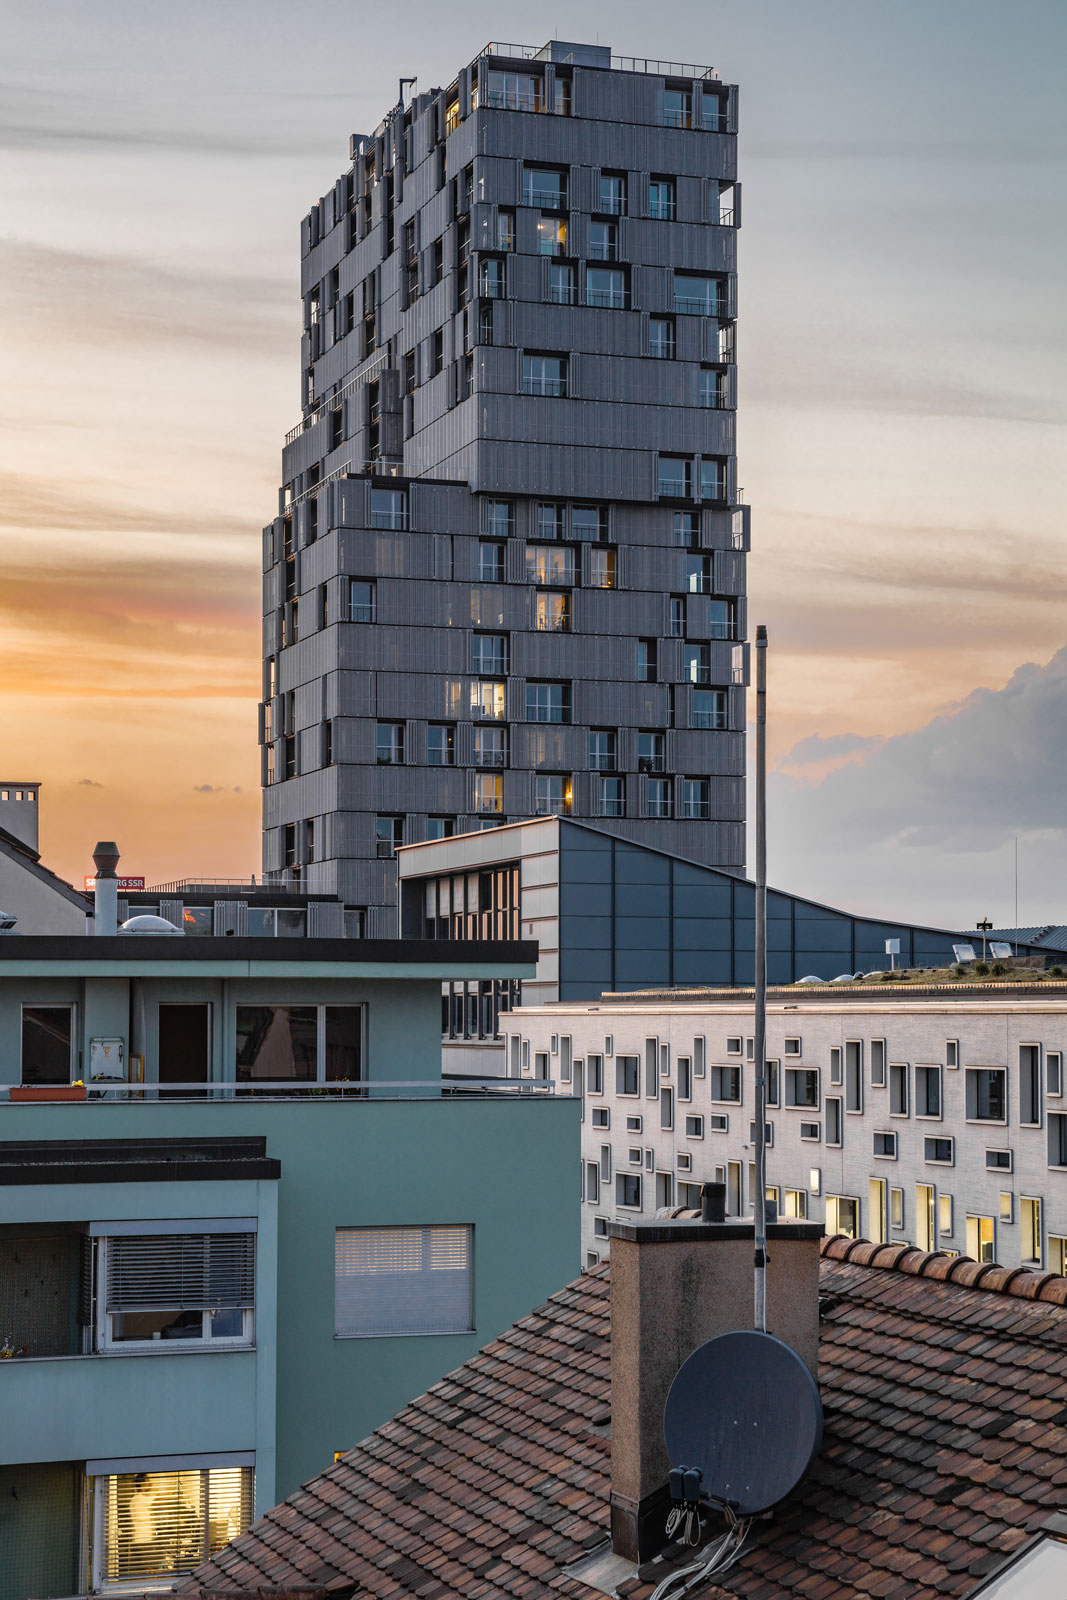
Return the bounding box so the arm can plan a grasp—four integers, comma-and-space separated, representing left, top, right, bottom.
685, 1114, 704, 1139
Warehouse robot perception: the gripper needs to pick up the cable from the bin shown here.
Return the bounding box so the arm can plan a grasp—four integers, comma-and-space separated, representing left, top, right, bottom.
647, 1507, 753, 1600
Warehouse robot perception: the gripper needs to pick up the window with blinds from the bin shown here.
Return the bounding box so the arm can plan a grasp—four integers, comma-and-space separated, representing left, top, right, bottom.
97, 1466, 252, 1583
101, 1233, 255, 1347
335, 1225, 473, 1338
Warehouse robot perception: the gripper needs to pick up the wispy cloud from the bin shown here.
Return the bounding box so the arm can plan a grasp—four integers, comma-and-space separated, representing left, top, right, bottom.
0, 240, 292, 354
193, 784, 224, 793
77, 778, 104, 788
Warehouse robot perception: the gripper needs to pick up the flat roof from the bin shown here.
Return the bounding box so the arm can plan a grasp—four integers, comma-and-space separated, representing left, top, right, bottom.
0, 935, 537, 978
515, 980, 1067, 1013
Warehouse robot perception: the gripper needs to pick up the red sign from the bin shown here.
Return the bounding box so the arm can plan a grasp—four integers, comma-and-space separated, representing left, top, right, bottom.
83, 876, 146, 891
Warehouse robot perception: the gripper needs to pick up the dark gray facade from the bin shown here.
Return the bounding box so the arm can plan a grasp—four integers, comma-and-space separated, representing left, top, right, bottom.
262, 40, 748, 932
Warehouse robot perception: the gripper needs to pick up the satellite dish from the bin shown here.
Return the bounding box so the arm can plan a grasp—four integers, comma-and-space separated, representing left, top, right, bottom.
663, 1330, 822, 1515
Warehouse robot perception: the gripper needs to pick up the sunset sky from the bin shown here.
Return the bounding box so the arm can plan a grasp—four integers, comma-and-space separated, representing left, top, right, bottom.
3, 0, 1064, 925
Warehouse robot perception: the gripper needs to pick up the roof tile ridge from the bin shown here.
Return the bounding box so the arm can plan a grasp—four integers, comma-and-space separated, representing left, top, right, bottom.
822, 1234, 1067, 1305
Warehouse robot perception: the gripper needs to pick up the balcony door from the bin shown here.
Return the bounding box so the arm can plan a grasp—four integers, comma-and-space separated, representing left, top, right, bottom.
158, 1004, 211, 1094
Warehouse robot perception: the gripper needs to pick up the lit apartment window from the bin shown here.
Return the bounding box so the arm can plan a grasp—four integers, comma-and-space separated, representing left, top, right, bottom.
535, 591, 571, 631
349, 579, 376, 622
966, 1214, 995, 1264
588, 220, 618, 260
523, 354, 568, 395
376, 723, 404, 764
427, 725, 455, 766
95, 1466, 253, 1587
335, 1225, 473, 1337
663, 86, 692, 128
535, 774, 572, 816
674, 273, 726, 317
527, 544, 575, 585
370, 489, 407, 530
473, 726, 507, 768
589, 548, 616, 588
916, 1184, 935, 1251
825, 1196, 860, 1239
470, 681, 506, 720
537, 216, 568, 256
938, 1193, 953, 1235
1022, 1196, 1042, 1264
375, 817, 404, 858
473, 774, 503, 814
682, 778, 710, 819
526, 682, 571, 723
649, 318, 676, 360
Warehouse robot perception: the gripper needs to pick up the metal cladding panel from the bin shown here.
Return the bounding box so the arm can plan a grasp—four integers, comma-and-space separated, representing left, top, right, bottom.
339, 623, 468, 674
672, 729, 745, 775
374, 672, 460, 720
715, 550, 747, 594
513, 724, 588, 770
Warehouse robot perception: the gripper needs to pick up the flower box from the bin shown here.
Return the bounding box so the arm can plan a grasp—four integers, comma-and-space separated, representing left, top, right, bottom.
9, 1085, 87, 1103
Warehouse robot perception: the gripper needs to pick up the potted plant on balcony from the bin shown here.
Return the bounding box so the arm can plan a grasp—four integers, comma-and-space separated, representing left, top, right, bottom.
9, 1080, 87, 1103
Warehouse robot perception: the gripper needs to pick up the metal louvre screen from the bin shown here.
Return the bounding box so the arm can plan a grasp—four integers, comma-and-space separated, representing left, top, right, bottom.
99, 1467, 252, 1582
105, 1234, 255, 1313
335, 1225, 473, 1337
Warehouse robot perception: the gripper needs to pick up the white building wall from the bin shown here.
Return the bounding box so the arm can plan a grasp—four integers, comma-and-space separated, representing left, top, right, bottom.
510, 995, 1067, 1271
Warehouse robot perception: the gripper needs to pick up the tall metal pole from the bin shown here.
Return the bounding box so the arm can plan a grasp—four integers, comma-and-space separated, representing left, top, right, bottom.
753, 625, 768, 1332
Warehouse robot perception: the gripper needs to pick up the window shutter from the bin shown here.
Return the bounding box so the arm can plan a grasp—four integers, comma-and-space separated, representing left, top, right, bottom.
335, 1225, 473, 1336
78, 1235, 95, 1327
105, 1234, 255, 1313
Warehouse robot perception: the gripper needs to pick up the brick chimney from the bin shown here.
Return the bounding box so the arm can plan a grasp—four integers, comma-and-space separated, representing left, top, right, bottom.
607, 1213, 823, 1561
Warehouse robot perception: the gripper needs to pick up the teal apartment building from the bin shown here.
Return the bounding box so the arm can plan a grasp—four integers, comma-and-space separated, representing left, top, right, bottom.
0, 933, 578, 1598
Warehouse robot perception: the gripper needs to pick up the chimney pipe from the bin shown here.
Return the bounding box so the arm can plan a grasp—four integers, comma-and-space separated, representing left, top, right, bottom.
92, 841, 120, 937
607, 1216, 823, 1562
700, 1181, 726, 1224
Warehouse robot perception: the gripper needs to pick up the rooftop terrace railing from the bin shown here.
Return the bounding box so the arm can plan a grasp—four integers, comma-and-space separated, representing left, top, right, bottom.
478, 42, 719, 79
2, 1078, 556, 1103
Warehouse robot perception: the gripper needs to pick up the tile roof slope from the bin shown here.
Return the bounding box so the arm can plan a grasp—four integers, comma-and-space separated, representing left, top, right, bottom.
183, 1240, 1067, 1600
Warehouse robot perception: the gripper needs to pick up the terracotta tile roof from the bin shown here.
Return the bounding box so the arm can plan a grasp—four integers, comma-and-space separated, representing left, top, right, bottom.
182, 1238, 1067, 1600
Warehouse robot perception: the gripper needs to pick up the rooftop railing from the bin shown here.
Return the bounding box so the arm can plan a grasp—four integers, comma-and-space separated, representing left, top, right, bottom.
478, 42, 719, 79
2, 1078, 556, 1103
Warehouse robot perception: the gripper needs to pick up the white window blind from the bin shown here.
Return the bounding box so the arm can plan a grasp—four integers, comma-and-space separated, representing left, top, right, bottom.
335, 1225, 473, 1337
105, 1234, 255, 1312
98, 1466, 252, 1582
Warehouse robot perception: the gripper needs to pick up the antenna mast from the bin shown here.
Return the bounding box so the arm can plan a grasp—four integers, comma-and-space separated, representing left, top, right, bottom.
753, 625, 768, 1332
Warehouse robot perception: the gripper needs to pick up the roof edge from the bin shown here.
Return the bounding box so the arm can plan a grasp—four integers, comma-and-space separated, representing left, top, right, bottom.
820, 1233, 1067, 1306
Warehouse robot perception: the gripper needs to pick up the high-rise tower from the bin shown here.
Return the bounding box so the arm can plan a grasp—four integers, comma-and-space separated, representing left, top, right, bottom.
262, 40, 748, 932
